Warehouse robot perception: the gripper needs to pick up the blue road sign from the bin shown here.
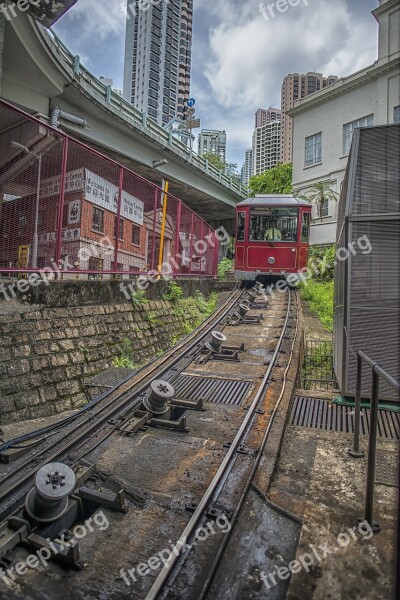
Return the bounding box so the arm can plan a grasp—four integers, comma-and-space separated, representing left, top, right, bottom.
186, 98, 196, 108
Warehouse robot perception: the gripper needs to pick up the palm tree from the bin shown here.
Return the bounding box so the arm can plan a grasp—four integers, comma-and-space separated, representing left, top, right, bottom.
296, 181, 339, 221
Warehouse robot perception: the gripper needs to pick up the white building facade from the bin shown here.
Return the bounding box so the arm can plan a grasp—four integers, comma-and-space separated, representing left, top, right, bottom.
289, 0, 400, 244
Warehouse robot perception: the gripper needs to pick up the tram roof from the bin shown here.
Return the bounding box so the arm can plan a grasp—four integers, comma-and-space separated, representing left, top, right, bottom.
237, 195, 311, 208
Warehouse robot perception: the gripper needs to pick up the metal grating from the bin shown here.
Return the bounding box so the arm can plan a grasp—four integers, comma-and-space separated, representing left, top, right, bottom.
290, 397, 400, 440
171, 374, 252, 406
84, 367, 136, 388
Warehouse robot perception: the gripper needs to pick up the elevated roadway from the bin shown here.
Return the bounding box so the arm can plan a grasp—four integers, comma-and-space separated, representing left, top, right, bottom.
0, 11, 246, 225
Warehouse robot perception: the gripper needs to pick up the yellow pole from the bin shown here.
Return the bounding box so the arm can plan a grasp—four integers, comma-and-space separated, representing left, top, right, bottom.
158, 179, 169, 273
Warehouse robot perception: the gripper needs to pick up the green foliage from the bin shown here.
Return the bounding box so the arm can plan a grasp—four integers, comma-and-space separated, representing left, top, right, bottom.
217, 257, 234, 280
144, 311, 161, 327
131, 289, 148, 309
202, 153, 240, 181
299, 244, 336, 331
163, 280, 184, 304
300, 279, 334, 331
249, 163, 293, 196
296, 181, 338, 221
308, 244, 336, 282
203, 152, 226, 171
112, 338, 137, 369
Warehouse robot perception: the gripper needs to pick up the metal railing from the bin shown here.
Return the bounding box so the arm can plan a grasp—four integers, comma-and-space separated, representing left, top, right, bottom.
300, 339, 337, 391
348, 351, 400, 532
36, 25, 247, 198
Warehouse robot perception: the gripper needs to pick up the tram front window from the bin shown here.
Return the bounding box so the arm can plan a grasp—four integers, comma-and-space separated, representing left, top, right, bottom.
249, 208, 298, 241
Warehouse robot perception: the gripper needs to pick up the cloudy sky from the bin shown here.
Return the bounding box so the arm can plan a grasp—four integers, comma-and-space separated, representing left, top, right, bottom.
54, 0, 379, 168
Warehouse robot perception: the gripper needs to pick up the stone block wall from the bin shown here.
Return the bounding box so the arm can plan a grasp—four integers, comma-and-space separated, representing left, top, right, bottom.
0, 300, 194, 426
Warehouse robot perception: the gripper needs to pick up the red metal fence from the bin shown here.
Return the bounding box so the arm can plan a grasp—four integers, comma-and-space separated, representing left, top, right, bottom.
0, 99, 219, 280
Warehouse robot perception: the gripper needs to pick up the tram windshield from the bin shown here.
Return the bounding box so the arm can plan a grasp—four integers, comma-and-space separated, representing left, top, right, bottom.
249, 208, 298, 242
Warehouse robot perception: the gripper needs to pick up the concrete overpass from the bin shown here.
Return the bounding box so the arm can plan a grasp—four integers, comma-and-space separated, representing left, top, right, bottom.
0, 10, 246, 226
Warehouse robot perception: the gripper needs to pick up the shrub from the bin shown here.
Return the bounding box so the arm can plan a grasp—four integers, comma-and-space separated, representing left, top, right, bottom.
300, 279, 334, 331
217, 257, 234, 280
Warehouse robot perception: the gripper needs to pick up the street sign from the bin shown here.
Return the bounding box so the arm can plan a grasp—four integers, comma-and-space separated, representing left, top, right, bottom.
27, 1, 78, 27
186, 119, 201, 129
186, 98, 196, 108
187, 107, 195, 117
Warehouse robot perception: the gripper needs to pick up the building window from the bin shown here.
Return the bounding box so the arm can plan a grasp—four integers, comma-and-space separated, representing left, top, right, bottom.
321, 199, 329, 217
305, 133, 322, 166
394, 106, 400, 124
92, 207, 104, 233
88, 257, 103, 280
132, 225, 141, 246
301, 213, 311, 242
114, 217, 124, 240
18, 215, 27, 235
342, 114, 374, 155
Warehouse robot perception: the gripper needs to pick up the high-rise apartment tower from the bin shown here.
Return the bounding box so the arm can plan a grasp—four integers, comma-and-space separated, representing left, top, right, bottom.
280, 72, 338, 163
198, 130, 227, 163
123, 0, 193, 126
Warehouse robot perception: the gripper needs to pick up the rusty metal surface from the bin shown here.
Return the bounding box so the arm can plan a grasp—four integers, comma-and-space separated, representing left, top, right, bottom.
0, 289, 302, 600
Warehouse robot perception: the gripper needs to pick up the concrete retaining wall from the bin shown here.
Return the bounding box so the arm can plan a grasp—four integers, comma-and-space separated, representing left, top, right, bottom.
0, 279, 236, 426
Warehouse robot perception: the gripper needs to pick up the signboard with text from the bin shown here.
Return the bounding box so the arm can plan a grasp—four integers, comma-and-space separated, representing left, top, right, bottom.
27, 1, 79, 28
40, 169, 144, 226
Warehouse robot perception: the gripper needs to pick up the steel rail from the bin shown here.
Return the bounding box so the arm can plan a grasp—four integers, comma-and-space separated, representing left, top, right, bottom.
145, 289, 292, 600
0, 287, 243, 510
197, 291, 300, 599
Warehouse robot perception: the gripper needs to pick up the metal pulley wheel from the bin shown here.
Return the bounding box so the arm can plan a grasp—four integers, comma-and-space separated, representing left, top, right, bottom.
25, 462, 76, 523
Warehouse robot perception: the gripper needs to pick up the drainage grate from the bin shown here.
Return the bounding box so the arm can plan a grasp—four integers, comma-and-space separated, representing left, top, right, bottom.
84, 367, 136, 388
290, 397, 400, 440
171, 375, 252, 406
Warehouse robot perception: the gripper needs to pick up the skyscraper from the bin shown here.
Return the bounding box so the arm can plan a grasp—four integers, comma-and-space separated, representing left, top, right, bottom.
241, 148, 253, 186
198, 130, 227, 163
252, 121, 281, 175
280, 72, 338, 163
123, 0, 193, 126
255, 107, 281, 128
251, 107, 281, 175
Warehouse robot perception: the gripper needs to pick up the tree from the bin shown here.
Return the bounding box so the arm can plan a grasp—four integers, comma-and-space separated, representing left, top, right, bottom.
249, 163, 293, 196
296, 181, 339, 221
202, 152, 225, 171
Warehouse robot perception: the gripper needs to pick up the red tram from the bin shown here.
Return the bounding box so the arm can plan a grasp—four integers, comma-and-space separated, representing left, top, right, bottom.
234, 195, 312, 280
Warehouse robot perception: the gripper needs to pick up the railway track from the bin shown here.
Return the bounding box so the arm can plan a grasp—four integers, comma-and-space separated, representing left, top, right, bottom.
0, 284, 301, 600
0, 287, 243, 518
146, 288, 297, 600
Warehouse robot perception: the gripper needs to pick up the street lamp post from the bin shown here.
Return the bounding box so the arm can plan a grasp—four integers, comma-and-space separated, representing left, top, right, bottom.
11, 141, 42, 269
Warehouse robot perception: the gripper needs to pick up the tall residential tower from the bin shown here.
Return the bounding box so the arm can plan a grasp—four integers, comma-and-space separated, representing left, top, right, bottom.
252, 107, 281, 175
280, 72, 338, 163
123, 0, 193, 126
198, 130, 227, 162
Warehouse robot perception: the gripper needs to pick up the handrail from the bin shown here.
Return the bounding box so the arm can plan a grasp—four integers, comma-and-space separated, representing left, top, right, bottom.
348, 350, 400, 533
36, 26, 247, 198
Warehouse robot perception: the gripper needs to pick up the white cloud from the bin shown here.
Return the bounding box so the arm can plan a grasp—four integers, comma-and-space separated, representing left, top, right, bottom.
195, 0, 378, 164
62, 0, 126, 41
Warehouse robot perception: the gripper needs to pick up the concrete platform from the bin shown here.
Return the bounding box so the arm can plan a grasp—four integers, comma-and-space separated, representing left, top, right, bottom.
266, 424, 399, 600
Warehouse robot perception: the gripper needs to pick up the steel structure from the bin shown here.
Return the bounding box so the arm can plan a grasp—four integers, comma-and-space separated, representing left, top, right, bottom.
334, 124, 400, 400
0, 100, 219, 279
